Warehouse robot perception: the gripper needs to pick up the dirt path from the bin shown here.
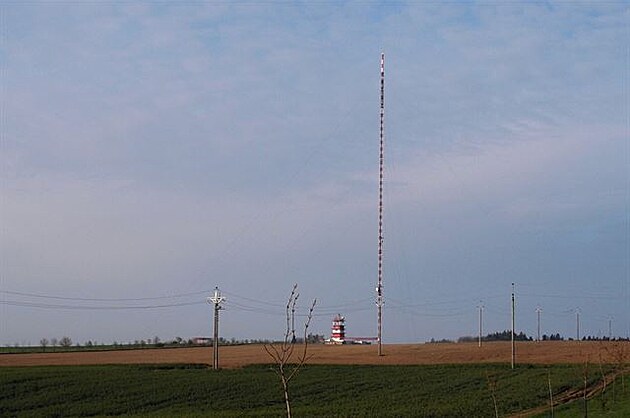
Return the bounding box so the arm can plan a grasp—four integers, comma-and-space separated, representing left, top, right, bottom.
1, 341, 627, 367
509, 369, 625, 418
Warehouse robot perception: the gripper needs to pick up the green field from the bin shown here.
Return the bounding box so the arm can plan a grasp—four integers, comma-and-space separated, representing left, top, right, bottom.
0, 363, 624, 417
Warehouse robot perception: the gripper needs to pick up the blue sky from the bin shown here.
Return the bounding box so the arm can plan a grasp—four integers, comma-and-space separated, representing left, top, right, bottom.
0, 2, 628, 345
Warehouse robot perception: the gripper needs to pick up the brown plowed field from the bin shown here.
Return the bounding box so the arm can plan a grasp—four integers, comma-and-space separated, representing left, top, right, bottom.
1, 341, 626, 368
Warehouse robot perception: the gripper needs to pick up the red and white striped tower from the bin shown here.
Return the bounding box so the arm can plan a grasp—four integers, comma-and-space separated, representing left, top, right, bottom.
330, 314, 346, 344
376, 52, 385, 356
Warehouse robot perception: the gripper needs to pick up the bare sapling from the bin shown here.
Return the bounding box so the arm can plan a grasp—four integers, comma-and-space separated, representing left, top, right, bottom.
263, 284, 316, 418
547, 369, 554, 418
604, 340, 628, 398
598, 351, 608, 411
582, 359, 589, 418
614, 342, 627, 394
612, 368, 617, 405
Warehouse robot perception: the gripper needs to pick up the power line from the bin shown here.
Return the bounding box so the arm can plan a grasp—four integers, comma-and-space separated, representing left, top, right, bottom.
1, 287, 377, 316
0, 289, 214, 302
520, 292, 622, 301
386, 307, 468, 318
4, 284, 625, 343
387, 295, 503, 309
220, 290, 285, 307
0, 300, 205, 310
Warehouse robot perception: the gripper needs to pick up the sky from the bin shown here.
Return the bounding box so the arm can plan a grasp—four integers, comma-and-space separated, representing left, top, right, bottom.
0, 2, 628, 346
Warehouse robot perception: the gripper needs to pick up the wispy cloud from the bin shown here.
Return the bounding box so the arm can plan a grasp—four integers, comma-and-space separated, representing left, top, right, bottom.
1, 2, 626, 343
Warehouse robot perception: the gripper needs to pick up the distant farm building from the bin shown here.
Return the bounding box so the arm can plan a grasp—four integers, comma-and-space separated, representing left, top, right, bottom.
192, 337, 212, 345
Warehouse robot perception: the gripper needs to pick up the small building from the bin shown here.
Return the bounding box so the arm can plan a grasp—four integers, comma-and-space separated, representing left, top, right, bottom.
192, 337, 212, 345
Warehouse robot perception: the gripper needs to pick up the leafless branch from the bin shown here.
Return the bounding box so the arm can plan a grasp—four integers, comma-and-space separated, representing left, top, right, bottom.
287, 298, 317, 383
263, 284, 316, 418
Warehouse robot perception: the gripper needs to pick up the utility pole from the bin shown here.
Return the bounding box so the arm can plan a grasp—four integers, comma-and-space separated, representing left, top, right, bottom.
478, 302, 484, 348
376, 52, 385, 357
511, 282, 515, 370
609, 316, 613, 340
207, 287, 225, 370
291, 299, 296, 343
575, 308, 581, 341
535, 306, 542, 342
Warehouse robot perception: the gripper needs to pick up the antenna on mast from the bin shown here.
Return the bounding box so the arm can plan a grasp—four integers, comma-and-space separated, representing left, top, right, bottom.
376, 52, 385, 356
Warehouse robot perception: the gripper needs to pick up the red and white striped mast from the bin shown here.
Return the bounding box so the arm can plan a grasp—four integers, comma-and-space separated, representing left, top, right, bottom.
376, 52, 385, 356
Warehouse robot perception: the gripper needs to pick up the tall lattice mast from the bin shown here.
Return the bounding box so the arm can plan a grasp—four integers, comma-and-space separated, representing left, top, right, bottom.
376, 52, 385, 356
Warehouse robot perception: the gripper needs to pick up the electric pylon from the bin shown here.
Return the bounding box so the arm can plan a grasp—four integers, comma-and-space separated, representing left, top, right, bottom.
207, 287, 225, 370
535, 306, 542, 342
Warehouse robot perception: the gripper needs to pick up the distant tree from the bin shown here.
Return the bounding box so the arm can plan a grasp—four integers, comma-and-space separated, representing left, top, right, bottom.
153, 336, 160, 345
483, 330, 532, 342
50, 338, 58, 350
429, 338, 454, 344
458, 331, 533, 343
59, 336, 72, 348
40, 338, 49, 352
175, 336, 183, 344
306, 333, 325, 344
457, 336, 476, 343
140, 340, 146, 347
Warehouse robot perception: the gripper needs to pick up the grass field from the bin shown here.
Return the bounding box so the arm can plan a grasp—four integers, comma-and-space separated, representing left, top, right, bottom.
3, 342, 630, 416
0, 363, 615, 417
